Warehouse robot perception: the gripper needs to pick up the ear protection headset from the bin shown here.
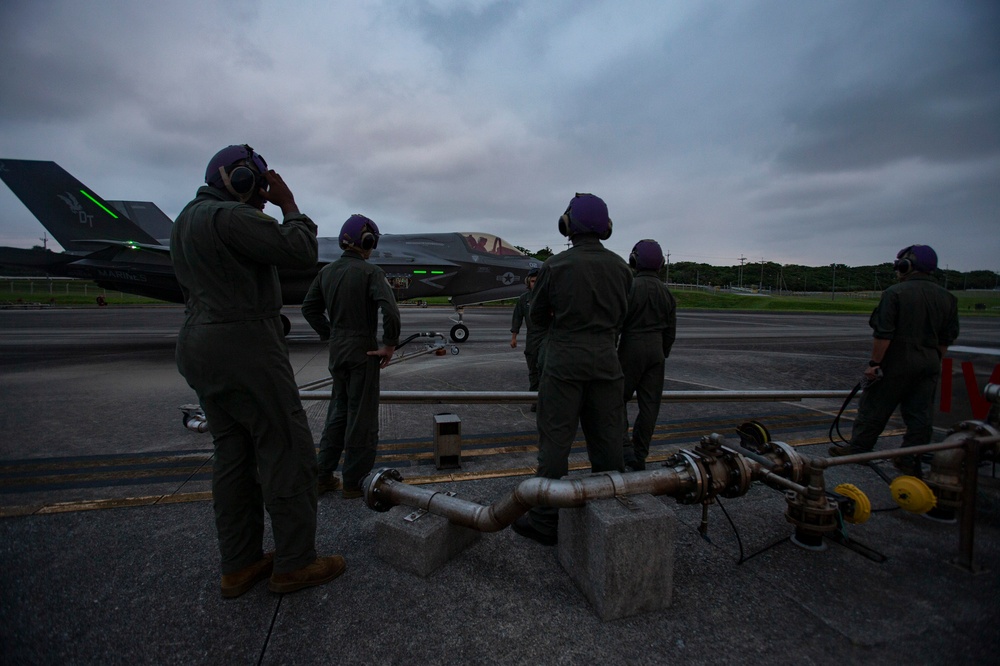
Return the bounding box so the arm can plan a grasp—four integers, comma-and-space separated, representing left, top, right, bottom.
339, 214, 380, 251
359, 226, 377, 251
213, 145, 268, 203
893, 245, 916, 275
629, 239, 665, 271
893, 244, 937, 274
558, 193, 613, 240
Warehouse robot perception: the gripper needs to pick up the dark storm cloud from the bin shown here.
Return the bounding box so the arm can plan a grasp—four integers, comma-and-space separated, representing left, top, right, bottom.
0, 0, 996, 271
776, 1, 1000, 173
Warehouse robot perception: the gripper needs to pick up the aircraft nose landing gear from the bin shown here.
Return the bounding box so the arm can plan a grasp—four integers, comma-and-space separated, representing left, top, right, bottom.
449, 306, 469, 342
450, 324, 469, 343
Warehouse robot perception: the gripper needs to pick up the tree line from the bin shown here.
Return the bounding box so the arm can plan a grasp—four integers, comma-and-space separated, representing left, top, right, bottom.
664, 261, 998, 292
515, 247, 998, 292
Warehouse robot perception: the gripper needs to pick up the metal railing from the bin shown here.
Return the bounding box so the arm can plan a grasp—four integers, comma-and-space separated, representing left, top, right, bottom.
299, 389, 851, 404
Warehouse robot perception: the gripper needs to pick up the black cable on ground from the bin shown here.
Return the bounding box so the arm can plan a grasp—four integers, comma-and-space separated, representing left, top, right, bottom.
715, 497, 745, 564
257, 595, 282, 666
738, 535, 792, 564
829, 381, 863, 447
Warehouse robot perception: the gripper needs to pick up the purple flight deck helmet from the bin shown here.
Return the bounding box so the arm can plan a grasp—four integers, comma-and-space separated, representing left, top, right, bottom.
629, 239, 665, 271
204, 144, 269, 203
558, 193, 612, 240
339, 214, 380, 251
893, 244, 938, 274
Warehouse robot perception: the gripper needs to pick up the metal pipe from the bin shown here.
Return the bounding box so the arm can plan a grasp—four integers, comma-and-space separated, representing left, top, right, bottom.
750, 464, 808, 494
955, 437, 982, 572
182, 413, 209, 433
815, 439, 969, 468
301, 389, 852, 404
727, 442, 779, 471
364, 465, 695, 531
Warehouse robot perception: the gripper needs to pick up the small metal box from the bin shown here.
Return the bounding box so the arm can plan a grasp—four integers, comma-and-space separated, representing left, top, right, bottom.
433, 413, 462, 470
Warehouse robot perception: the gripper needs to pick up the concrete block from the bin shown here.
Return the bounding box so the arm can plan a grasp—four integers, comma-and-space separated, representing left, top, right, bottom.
558, 494, 677, 621
375, 503, 481, 577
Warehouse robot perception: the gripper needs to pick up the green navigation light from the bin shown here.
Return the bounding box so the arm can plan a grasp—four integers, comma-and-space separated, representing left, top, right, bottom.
80, 190, 119, 219
431, 271, 444, 274
414, 270, 427, 275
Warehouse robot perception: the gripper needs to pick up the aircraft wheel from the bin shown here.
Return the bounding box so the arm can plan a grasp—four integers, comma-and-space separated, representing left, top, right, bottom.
450, 324, 469, 343
281, 314, 291, 337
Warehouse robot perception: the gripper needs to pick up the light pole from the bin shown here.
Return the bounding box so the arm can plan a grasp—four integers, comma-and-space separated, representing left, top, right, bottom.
831, 263, 836, 301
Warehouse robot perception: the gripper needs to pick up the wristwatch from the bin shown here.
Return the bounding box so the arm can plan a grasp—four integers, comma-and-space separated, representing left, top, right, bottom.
868, 360, 881, 367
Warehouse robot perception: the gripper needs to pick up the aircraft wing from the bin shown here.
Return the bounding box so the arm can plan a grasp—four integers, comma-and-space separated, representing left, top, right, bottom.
450, 285, 528, 307
0, 246, 78, 269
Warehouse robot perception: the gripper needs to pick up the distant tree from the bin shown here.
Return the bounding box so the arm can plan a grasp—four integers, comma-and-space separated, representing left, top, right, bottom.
532, 246, 555, 262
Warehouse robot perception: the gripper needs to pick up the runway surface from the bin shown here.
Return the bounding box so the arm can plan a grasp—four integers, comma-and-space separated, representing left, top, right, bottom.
1, 305, 998, 664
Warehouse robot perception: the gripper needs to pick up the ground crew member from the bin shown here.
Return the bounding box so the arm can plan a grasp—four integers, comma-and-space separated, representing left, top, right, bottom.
829, 244, 959, 476
511, 193, 633, 546
619, 239, 677, 471
510, 266, 545, 408
302, 214, 400, 499
172, 144, 345, 597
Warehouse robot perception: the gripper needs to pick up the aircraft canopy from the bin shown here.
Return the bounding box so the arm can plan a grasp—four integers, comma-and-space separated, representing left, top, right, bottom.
459, 233, 525, 256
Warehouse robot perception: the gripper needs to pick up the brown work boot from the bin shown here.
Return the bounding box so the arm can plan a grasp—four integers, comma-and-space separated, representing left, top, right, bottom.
317, 473, 341, 495
220, 552, 274, 599
342, 487, 363, 500
268, 555, 346, 594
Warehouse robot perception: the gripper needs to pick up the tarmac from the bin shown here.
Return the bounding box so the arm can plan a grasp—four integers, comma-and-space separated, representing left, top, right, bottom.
1, 306, 999, 665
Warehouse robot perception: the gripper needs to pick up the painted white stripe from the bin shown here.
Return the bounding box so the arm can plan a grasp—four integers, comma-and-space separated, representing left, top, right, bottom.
949, 346, 1000, 356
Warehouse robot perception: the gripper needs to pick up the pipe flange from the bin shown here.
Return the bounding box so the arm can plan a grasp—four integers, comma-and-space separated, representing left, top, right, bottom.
949, 420, 1000, 438
672, 450, 706, 504
770, 441, 805, 483
363, 468, 404, 512
719, 447, 754, 498
784, 491, 838, 535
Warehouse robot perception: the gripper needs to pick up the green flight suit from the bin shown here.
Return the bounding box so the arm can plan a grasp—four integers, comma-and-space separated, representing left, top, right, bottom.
526, 235, 633, 535
850, 273, 959, 451
618, 271, 677, 468
301, 250, 401, 491
172, 186, 320, 576
511, 288, 546, 391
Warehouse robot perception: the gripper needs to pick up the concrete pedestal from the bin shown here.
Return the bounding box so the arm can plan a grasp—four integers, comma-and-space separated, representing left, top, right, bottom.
375, 503, 481, 577
558, 495, 677, 621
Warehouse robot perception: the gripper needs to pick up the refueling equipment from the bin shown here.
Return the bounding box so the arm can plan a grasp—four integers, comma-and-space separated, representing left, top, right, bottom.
362, 384, 1000, 569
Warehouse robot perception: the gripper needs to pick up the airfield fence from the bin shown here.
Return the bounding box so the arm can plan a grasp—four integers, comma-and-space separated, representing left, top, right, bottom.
1, 277, 135, 305
666, 283, 883, 300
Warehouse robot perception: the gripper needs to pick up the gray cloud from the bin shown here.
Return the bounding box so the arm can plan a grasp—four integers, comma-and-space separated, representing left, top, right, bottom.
0, 0, 996, 272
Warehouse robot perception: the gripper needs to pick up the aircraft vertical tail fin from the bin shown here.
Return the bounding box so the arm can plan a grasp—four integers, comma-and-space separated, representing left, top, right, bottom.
0, 159, 160, 250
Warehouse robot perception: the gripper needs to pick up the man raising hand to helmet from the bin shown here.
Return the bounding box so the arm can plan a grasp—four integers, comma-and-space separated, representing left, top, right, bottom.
172, 144, 345, 598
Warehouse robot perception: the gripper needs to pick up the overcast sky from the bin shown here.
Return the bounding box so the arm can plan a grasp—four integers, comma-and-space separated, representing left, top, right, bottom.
0, 0, 997, 272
